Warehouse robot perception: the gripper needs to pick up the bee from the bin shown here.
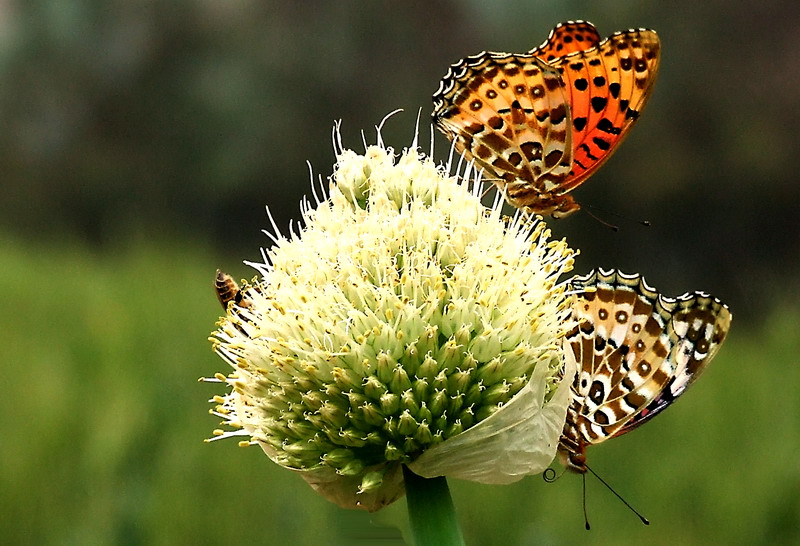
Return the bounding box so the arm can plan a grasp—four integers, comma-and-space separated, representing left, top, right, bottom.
214, 270, 252, 310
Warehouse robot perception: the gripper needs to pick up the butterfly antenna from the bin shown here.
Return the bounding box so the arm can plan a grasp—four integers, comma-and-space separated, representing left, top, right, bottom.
582, 203, 651, 229
542, 467, 590, 529
583, 473, 591, 531
542, 467, 565, 483
585, 464, 650, 526
581, 204, 619, 232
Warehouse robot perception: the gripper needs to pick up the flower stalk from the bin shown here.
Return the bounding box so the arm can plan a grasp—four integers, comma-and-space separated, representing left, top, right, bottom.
403, 465, 464, 546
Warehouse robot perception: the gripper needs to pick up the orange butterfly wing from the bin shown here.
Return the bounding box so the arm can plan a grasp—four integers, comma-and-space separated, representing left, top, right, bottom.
532, 23, 661, 194
432, 22, 660, 217
432, 52, 575, 212
529, 20, 602, 60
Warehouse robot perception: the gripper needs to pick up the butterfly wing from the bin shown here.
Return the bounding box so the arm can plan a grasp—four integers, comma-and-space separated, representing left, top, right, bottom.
529, 20, 602, 60
432, 52, 576, 215
432, 23, 659, 217
614, 290, 732, 435
543, 28, 660, 195
560, 269, 731, 472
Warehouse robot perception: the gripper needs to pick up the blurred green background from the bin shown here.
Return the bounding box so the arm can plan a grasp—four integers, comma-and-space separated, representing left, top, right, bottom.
2, 1, 798, 544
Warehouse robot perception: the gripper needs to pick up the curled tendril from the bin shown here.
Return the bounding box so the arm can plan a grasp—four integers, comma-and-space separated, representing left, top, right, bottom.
543, 467, 563, 483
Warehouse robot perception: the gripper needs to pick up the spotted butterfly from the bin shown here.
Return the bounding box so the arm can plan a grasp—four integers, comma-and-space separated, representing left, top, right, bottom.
432, 21, 660, 217
559, 269, 732, 473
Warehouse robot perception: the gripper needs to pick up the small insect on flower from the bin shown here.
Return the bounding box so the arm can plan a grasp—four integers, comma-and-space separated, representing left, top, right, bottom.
214, 270, 251, 310
432, 21, 660, 217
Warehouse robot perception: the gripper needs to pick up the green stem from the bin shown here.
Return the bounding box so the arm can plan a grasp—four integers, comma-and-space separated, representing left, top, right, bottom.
403, 465, 465, 546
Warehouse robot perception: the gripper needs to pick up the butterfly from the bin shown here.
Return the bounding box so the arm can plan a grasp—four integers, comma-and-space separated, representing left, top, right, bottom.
432, 21, 660, 217
559, 269, 732, 473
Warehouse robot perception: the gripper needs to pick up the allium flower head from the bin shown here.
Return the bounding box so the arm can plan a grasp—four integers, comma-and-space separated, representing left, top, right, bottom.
209, 123, 577, 511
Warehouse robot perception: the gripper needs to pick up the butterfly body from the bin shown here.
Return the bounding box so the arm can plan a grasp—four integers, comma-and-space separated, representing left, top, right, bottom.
432, 21, 660, 217
560, 269, 731, 473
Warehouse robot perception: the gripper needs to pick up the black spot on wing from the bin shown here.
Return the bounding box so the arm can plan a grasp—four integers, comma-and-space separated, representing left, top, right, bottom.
596, 118, 621, 135
591, 96, 608, 113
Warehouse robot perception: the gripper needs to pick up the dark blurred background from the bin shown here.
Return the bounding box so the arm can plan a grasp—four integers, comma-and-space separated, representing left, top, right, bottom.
2, 1, 798, 544
3, 0, 799, 316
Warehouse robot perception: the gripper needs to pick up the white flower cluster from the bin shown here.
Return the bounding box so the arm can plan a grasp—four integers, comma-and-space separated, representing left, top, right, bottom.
209, 128, 577, 510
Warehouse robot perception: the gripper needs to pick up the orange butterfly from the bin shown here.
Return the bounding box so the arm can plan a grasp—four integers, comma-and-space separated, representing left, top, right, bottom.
432, 21, 660, 218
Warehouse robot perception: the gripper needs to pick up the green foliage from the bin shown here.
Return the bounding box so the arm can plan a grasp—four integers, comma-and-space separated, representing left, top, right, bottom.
1, 236, 797, 544
0, 237, 396, 544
